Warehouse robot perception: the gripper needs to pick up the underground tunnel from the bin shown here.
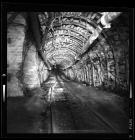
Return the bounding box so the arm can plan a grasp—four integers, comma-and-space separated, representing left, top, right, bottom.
6, 12, 129, 134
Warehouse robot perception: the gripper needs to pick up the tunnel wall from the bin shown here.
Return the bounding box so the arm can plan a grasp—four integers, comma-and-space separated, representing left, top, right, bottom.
7, 12, 49, 97
7, 13, 26, 97
105, 13, 129, 93
64, 13, 129, 94
23, 43, 49, 90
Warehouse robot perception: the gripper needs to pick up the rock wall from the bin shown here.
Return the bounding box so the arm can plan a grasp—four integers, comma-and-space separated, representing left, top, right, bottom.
23, 44, 49, 90
7, 13, 26, 97
105, 12, 129, 93
63, 13, 129, 94
7, 13, 49, 97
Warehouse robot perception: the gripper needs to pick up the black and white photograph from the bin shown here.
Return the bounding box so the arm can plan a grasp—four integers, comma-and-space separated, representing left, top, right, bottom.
1, 3, 134, 139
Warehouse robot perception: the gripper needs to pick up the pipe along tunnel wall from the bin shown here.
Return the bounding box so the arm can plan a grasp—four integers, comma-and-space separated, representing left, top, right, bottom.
7, 12, 129, 134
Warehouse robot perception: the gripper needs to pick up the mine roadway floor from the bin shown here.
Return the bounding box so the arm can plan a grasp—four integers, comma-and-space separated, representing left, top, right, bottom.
7, 88, 128, 134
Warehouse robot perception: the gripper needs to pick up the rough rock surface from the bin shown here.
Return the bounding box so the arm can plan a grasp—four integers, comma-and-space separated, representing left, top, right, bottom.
23, 44, 49, 89
7, 14, 26, 97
